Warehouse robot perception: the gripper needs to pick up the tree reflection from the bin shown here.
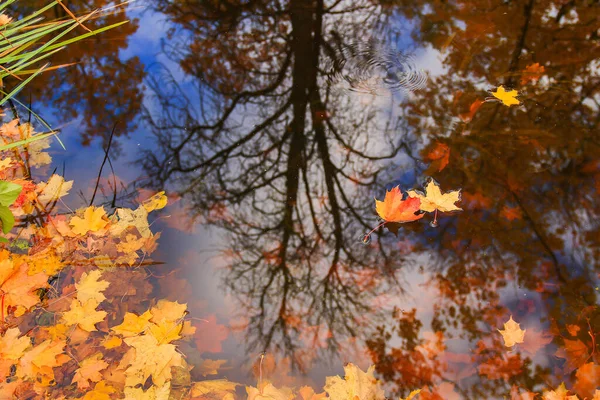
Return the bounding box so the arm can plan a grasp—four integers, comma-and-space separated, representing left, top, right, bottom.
141, 0, 600, 397
141, 0, 420, 368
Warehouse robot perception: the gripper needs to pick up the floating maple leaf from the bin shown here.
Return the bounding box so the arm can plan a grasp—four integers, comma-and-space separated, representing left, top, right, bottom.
490, 85, 520, 106
498, 315, 526, 347
324, 363, 385, 400
363, 186, 423, 242
542, 382, 579, 400
407, 178, 462, 226
70, 206, 109, 235
375, 187, 423, 223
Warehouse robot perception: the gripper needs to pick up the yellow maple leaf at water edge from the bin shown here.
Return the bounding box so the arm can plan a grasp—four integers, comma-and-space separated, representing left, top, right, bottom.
76, 270, 110, 304
407, 178, 462, 213
122, 334, 184, 386
491, 85, 520, 106
542, 383, 579, 400
70, 206, 109, 235
324, 363, 386, 400
81, 381, 117, 400
62, 299, 107, 332
36, 174, 73, 204
111, 310, 153, 337
142, 191, 168, 212
124, 382, 171, 400
498, 315, 526, 347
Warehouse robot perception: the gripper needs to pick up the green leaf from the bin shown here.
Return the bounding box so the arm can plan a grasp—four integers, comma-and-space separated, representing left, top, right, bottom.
0, 204, 15, 234
0, 237, 8, 244
0, 180, 22, 206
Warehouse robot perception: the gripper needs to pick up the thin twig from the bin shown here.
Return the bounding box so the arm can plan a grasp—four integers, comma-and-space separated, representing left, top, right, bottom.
90, 123, 118, 206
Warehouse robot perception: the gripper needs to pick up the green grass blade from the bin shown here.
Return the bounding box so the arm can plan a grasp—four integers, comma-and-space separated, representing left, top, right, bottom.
44, 19, 128, 51
0, 131, 56, 151
4, 95, 66, 150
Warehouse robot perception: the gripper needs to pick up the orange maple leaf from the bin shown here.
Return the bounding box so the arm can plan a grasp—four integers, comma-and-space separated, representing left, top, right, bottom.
375, 187, 424, 223
0, 257, 48, 318
574, 362, 600, 399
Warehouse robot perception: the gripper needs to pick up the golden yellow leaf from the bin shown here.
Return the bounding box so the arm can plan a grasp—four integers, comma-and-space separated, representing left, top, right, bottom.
247, 382, 295, 400
117, 233, 146, 254
491, 85, 520, 106
122, 334, 184, 387
112, 311, 152, 337
0, 327, 31, 360
70, 206, 109, 235
407, 178, 462, 213
36, 174, 73, 204
0, 157, 13, 171
102, 335, 123, 349
17, 339, 68, 381
45, 324, 68, 341
110, 206, 151, 238
542, 383, 579, 400
72, 353, 109, 389
0, 259, 48, 317
62, 299, 107, 332
76, 270, 110, 304
81, 381, 117, 400
323, 363, 385, 400
124, 382, 171, 400
150, 299, 187, 323
498, 315, 526, 347
191, 379, 239, 399
26, 250, 64, 276
299, 386, 328, 400
143, 191, 168, 212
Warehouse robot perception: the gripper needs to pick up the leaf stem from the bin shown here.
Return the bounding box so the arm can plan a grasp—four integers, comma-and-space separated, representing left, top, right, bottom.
363, 220, 387, 242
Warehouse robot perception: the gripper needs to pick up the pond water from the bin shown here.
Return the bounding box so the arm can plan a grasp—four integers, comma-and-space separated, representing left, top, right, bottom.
9, 0, 600, 398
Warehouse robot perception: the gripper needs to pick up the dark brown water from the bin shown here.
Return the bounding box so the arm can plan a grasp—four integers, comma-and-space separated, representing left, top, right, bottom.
11, 0, 600, 398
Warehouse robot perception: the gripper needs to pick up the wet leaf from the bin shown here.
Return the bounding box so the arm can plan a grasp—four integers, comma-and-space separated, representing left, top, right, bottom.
61, 299, 107, 332
375, 186, 424, 223
324, 363, 385, 400
407, 178, 462, 213
491, 85, 520, 106
498, 316, 526, 347
70, 206, 109, 235
72, 353, 108, 389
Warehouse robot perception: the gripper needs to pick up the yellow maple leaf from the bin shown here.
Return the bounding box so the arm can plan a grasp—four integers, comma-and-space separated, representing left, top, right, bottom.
122, 334, 184, 386
498, 315, 526, 347
81, 381, 117, 400
143, 191, 168, 212
72, 353, 109, 389
542, 383, 579, 400
323, 363, 385, 400
102, 335, 123, 349
491, 85, 520, 106
110, 206, 151, 238
112, 310, 153, 337
299, 386, 328, 400
25, 250, 64, 276
0, 258, 48, 317
0, 157, 13, 171
62, 299, 107, 332
0, 327, 31, 360
407, 178, 462, 213
191, 379, 239, 399
247, 382, 295, 400
146, 300, 189, 343
76, 270, 110, 304
36, 174, 73, 204
17, 339, 68, 382
70, 206, 109, 235
117, 233, 146, 254
124, 382, 171, 400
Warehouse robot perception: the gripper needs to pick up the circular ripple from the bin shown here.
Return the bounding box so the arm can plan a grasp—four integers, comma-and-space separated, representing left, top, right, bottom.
325, 41, 427, 95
